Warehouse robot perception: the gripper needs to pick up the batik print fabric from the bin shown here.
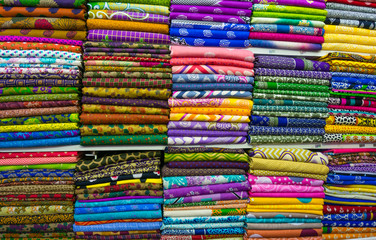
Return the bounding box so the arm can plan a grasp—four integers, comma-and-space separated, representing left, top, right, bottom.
168, 46, 253, 145
250, 55, 330, 144
74, 151, 163, 239
245, 147, 328, 240
322, 149, 376, 239
162, 147, 250, 239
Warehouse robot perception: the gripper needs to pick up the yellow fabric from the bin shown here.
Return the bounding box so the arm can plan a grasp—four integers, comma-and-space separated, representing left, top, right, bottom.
84, 179, 162, 189
251, 169, 327, 181
87, 19, 169, 34
324, 25, 376, 37
0, 123, 78, 132
325, 125, 376, 134
322, 43, 376, 54
343, 185, 376, 190
323, 233, 376, 240
82, 104, 170, 115
329, 60, 376, 69
247, 204, 322, 210
247, 208, 323, 215
170, 113, 250, 123
325, 199, 376, 206
249, 197, 324, 205
170, 107, 251, 116
82, 87, 171, 100
326, 185, 376, 193
325, 33, 376, 46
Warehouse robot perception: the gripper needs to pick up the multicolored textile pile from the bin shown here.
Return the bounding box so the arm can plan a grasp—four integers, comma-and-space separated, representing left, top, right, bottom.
323, 148, 376, 239
169, 0, 252, 47
249, 55, 331, 144
80, 0, 171, 146
246, 147, 330, 240
250, 0, 326, 51
319, 52, 376, 143
0, 151, 78, 239
324, 0, 376, 54
162, 147, 250, 240
168, 46, 254, 145
73, 151, 163, 239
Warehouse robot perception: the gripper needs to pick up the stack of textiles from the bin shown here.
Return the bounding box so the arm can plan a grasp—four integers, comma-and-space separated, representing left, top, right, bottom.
162, 147, 251, 240
0, 38, 83, 148
169, 0, 252, 47
318, 52, 376, 144
80, 0, 172, 146
323, 148, 376, 239
0, 151, 78, 239
246, 147, 330, 240
168, 46, 254, 145
0, 0, 86, 40
249, 55, 331, 144
324, 0, 376, 54
250, 0, 326, 51
73, 151, 163, 239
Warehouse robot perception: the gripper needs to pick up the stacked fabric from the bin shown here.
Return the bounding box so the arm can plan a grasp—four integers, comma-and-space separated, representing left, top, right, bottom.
324, 0, 376, 54
318, 52, 376, 144
0, 151, 78, 239
323, 148, 376, 239
0, 0, 86, 40
73, 151, 163, 239
168, 46, 254, 145
246, 147, 330, 240
169, 0, 252, 47
250, 0, 326, 51
249, 55, 331, 144
162, 147, 251, 240
80, 0, 172, 146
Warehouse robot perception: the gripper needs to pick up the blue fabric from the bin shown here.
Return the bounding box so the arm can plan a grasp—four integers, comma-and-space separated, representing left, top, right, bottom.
251, 115, 327, 128
73, 222, 162, 232
331, 72, 376, 79
250, 24, 325, 36
248, 125, 325, 136
331, 82, 376, 91
325, 195, 376, 203
324, 213, 375, 221
0, 136, 80, 148
170, 28, 250, 39
173, 90, 252, 99
171, 20, 251, 31
162, 227, 245, 235
327, 174, 376, 184
0, 169, 74, 179
253, 99, 328, 107
75, 204, 161, 214
253, 105, 328, 113
74, 210, 162, 222
172, 83, 253, 91
331, 76, 376, 85
322, 220, 376, 227
161, 222, 244, 230
0, 130, 80, 141
75, 198, 164, 208
172, 74, 254, 84
163, 216, 245, 224
246, 218, 321, 223
171, 36, 250, 47
248, 39, 322, 51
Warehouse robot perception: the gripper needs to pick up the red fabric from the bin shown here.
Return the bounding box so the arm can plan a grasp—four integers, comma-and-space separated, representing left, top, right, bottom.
324, 205, 376, 214
327, 0, 376, 7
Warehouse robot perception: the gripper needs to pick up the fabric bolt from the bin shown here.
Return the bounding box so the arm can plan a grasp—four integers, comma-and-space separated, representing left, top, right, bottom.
87, 30, 170, 44
88, 10, 170, 24
0, 17, 86, 30
0, 7, 85, 19
0, 29, 86, 40
170, 12, 251, 24
251, 116, 327, 128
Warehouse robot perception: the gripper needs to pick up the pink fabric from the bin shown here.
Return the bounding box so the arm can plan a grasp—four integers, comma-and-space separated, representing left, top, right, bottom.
340, 98, 376, 107
250, 184, 324, 193
324, 149, 376, 154
328, 105, 376, 113
249, 192, 325, 198
333, 89, 376, 95
172, 65, 254, 76
247, 174, 324, 186
170, 58, 254, 69
0, 152, 79, 159
249, 32, 324, 43
0, 156, 78, 165
170, 46, 255, 62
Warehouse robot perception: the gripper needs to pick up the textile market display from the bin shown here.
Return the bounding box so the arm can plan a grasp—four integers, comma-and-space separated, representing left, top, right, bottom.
168, 46, 254, 145
249, 55, 331, 144
74, 150, 163, 239
323, 148, 376, 240
162, 146, 250, 240
246, 147, 329, 240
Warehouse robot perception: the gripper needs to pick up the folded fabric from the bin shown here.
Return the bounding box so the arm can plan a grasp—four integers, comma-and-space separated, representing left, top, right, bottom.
170, 107, 250, 115
89, 10, 169, 24
169, 98, 253, 108
249, 135, 322, 144
172, 74, 254, 83
253, 4, 327, 16
250, 184, 324, 193
87, 30, 170, 44
73, 222, 162, 232
0, 17, 85, 30
172, 91, 252, 99
248, 174, 324, 186
249, 32, 324, 43
80, 124, 167, 136
255, 55, 329, 71
255, 68, 332, 79
164, 191, 249, 205
163, 175, 246, 189
82, 104, 169, 115
82, 87, 170, 100
255, 75, 330, 85
252, 17, 325, 28
170, 20, 251, 31
172, 83, 253, 91
249, 126, 325, 136
251, 115, 327, 128
168, 121, 249, 131
162, 228, 244, 235
81, 135, 168, 145
82, 97, 169, 108
164, 152, 248, 163
253, 0, 326, 8
87, 19, 169, 34
172, 65, 254, 76
87, 2, 170, 15
170, 12, 250, 24
80, 113, 169, 124
170, 36, 250, 47
251, 24, 324, 36
249, 197, 323, 205
245, 228, 322, 238
0, 0, 86, 8
0, 29, 86, 40
325, 18, 376, 30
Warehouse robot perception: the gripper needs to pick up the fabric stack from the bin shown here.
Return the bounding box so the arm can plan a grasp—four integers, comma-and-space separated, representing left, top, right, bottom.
73, 151, 163, 240
168, 46, 254, 145
169, 0, 252, 48
80, 0, 172, 146
162, 147, 251, 240
249, 55, 331, 144
249, 0, 326, 51
324, 0, 376, 54
0, 151, 78, 239
246, 147, 330, 240
318, 52, 376, 144
323, 148, 376, 240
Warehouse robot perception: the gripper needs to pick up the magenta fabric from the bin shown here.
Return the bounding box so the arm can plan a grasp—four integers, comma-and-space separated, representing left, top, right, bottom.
0, 36, 83, 46
248, 192, 325, 198
249, 32, 324, 44
329, 105, 376, 113
250, 184, 324, 193
247, 174, 324, 186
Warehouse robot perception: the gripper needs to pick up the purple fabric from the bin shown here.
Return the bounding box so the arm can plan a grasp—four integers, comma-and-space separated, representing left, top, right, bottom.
329, 165, 376, 173
0, 36, 83, 46
249, 192, 326, 198
255, 68, 332, 79
81, 96, 169, 108
165, 191, 249, 204
170, 12, 251, 24
100, 11, 170, 24
170, 5, 252, 16
84, 48, 170, 53
255, 55, 330, 72
164, 182, 250, 199
253, 0, 326, 9
0, 100, 77, 110
167, 121, 250, 131
168, 129, 247, 137
168, 136, 247, 145
87, 30, 170, 44
171, 0, 253, 9
78, 196, 163, 202
167, 161, 249, 170
166, 147, 245, 154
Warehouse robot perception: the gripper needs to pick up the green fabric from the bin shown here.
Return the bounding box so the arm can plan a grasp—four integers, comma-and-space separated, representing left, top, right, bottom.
331, 91, 376, 98
249, 135, 323, 144
255, 82, 329, 92
255, 76, 330, 85
253, 4, 328, 16
0, 163, 76, 171
252, 12, 326, 21
251, 17, 325, 28
253, 105, 328, 113
80, 134, 168, 145
253, 99, 328, 107
0, 87, 78, 96
164, 152, 248, 163
0, 114, 80, 126
88, 0, 170, 6
0, 94, 79, 102
253, 93, 329, 102
252, 111, 329, 118
254, 89, 330, 98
